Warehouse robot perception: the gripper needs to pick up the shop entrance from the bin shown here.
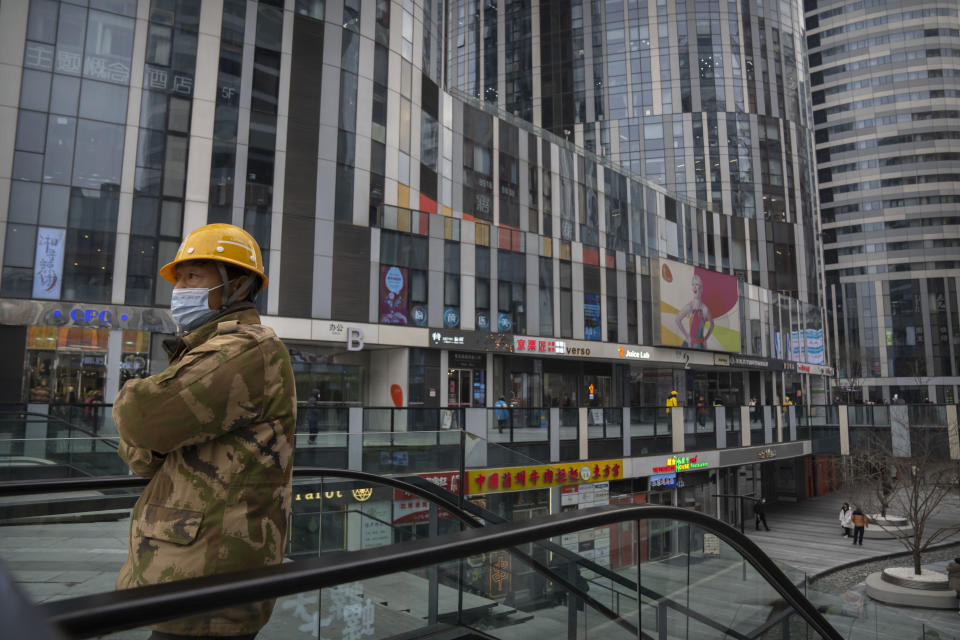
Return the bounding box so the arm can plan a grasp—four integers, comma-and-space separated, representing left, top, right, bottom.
448, 369, 486, 407
25, 327, 109, 407
448, 351, 486, 407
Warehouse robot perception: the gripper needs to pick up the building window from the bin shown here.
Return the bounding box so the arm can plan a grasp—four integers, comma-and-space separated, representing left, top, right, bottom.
379, 229, 428, 326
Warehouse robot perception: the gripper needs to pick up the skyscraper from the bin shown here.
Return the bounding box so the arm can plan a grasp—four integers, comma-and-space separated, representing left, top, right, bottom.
0, 0, 830, 416
807, 0, 960, 403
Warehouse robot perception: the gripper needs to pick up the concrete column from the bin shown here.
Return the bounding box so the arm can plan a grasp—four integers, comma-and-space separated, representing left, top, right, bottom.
839, 405, 849, 456
946, 404, 959, 460
775, 406, 783, 443
348, 407, 363, 470
438, 350, 448, 408
740, 406, 751, 446
715, 406, 726, 448
890, 404, 910, 457
578, 407, 589, 460
671, 407, 684, 452
549, 407, 560, 462
104, 330, 124, 404
788, 406, 796, 441
622, 407, 631, 457
763, 407, 773, 444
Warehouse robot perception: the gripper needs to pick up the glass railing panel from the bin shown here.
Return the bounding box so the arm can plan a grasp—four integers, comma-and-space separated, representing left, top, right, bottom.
0, 435, 126, 477
297, 405, 349, 440
908, 404, 947, 427
467, 431, 548, 470
488, 408, 550, 444
647, 521, 827, 640
559, 408, 578, 440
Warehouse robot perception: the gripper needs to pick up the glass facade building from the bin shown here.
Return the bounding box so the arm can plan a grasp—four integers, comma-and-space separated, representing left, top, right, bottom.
0, 0, 830, 416
807, 0, 960, 403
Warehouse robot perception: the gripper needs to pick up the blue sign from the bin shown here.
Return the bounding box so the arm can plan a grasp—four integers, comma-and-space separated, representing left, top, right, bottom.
584, 293, 601, 341
411, 305, 427, 327
497, 312, 512, 333
444, 306, 460, 328
476, 311, 490, 331
649, 473, 677, 488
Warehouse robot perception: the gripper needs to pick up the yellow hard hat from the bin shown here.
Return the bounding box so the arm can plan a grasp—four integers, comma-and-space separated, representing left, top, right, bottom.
671, 390, 677, 395
159, 224, 268, 289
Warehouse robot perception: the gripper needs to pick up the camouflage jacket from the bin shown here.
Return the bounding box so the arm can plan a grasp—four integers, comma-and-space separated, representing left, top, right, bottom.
114, 308, 296, 636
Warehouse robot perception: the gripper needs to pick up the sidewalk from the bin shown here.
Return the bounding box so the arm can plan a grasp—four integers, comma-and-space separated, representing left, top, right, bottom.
745, 490, 960, 638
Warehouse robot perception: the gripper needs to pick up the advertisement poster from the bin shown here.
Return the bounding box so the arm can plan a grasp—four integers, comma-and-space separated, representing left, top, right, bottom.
583, 293, 602, 341
658, 259, 740, 353
805, 328, 825, 365
379, 265, 408, 325
32, 227, 66, 300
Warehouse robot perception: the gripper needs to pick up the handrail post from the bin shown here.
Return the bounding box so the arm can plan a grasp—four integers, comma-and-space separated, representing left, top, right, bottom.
427, 502, 439, 626
636, 519, 643, 640
457, 427, 466, 625
566, 559, 578, 640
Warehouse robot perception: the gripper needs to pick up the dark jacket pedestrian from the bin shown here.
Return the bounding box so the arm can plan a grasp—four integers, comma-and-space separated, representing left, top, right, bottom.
850, 507, 868, 545
754, 498, 770, 531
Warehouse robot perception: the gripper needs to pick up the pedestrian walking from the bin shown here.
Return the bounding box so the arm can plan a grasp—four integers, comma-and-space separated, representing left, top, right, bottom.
495, 395, 508, 433
838, 502, 853, 538
697, 396, 707, 426
754, 497, 770, 531
851, 506, 868, 545
947, 557, 960, 615
749, 397, 759, 424
113, 224, 296, 638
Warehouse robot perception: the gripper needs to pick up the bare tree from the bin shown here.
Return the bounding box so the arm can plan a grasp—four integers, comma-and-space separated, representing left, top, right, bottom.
835, 346, 865, 404
846, 427, 959, 575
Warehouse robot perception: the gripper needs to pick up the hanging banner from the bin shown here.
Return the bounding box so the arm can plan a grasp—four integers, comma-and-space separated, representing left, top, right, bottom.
584, 293, 602, 341
32, 227, 66, 300
379, 265, 409, 325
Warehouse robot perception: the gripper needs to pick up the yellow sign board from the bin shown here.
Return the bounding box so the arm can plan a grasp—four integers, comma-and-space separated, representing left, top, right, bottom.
466, 459, 623, 495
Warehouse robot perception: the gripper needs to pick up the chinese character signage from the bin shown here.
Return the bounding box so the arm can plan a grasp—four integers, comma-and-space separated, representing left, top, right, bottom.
488, 550, 511, 598
651, 455, 708, 473
514, 337, 566, 354
32, 228, 65, 300
658, 258, 741, 353
466, 459, 623, 495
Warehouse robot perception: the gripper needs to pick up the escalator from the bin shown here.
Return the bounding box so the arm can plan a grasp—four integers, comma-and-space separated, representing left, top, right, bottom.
0, 470, 845, 640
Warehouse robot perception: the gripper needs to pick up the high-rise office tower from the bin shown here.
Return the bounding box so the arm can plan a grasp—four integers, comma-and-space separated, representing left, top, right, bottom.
0, 0, 829, 416
807, 0, 960, 403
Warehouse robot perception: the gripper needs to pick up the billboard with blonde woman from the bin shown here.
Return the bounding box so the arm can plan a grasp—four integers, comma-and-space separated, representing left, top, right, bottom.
658, 259, 741, 353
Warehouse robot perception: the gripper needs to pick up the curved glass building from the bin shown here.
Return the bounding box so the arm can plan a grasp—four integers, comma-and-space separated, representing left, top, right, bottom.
807, 0, 960, 403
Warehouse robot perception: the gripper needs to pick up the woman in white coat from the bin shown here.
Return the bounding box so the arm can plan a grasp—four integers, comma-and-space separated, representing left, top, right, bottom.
839, 502, 853, 538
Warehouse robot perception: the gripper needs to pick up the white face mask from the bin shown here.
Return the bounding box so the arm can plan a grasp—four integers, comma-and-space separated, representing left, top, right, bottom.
170, 284, 224, 331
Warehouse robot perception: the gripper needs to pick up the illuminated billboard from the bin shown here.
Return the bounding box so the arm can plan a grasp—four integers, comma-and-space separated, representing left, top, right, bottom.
658, 259, 741, 353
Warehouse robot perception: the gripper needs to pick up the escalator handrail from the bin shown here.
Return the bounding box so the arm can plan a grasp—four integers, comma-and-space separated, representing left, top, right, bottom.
36, 503, 843, 640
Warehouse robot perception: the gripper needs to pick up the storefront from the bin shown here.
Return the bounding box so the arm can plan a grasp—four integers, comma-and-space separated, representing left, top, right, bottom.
0, 299, 176, 407
464, 459, 624, 604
